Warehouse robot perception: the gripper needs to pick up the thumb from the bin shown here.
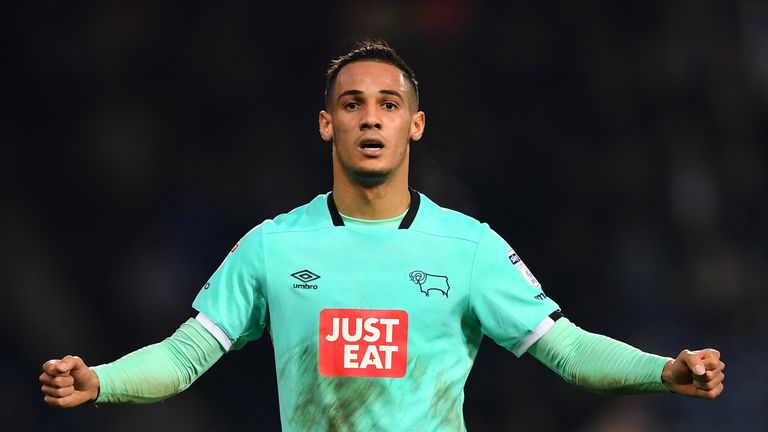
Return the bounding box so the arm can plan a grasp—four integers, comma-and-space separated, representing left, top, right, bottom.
55, 355, 83, 374
691, 362, 706, 376
681, 351, 706, 376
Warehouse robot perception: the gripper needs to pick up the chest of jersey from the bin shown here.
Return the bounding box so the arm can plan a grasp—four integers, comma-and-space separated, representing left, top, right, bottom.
266, 228, 470, 300
263, 227, 476, 378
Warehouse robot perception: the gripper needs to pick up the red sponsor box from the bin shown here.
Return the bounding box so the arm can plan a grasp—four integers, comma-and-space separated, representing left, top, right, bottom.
319, 309, 408, 378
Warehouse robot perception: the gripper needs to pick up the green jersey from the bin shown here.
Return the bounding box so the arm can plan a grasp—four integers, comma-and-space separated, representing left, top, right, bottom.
192, 190, 560, 431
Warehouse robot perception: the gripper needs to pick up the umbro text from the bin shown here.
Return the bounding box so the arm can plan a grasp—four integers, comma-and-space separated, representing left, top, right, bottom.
293, 283, 318, 290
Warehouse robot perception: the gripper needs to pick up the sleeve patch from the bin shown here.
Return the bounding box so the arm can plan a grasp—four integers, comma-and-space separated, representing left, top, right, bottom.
507, 248, 540, 288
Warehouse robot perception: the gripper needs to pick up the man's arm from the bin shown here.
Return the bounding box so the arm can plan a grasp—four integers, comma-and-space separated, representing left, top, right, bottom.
39, 317, 225, 408
528, 317, 725, 399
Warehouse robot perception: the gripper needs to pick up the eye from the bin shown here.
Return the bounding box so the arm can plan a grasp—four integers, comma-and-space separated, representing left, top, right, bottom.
344, 101, 360, 110
382, 102, 398, 110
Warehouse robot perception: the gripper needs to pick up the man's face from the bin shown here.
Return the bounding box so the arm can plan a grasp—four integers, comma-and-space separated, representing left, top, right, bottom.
319, 61, 425, 188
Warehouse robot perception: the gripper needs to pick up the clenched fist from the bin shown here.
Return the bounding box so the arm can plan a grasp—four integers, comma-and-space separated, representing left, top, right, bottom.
39, 355, 100, 408
662, 349, 725, 399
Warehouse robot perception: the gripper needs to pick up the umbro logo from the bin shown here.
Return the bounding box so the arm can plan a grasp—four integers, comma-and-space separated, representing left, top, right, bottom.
292, 270, 320, 282
292, 269, 320, 290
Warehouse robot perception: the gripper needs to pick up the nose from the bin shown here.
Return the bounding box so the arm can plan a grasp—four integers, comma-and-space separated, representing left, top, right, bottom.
360, 106, 381, 130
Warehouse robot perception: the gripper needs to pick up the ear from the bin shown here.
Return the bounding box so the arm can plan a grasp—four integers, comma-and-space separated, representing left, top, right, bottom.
409, 111, 426, 142
319, 110, 333, 142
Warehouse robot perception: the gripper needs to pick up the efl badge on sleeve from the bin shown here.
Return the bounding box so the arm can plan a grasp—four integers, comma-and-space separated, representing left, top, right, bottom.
507, 248, 540, 288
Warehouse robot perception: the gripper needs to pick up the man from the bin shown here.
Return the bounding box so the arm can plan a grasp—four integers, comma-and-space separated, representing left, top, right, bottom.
40, 40, 725, 431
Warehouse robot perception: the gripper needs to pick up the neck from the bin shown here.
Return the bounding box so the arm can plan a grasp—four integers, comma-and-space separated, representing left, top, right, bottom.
332, 171, 411, 220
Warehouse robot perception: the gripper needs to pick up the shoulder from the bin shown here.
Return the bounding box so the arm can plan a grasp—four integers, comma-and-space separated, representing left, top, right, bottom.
260, 193, 332, 234
234, 194, 331, 244
410, 192, 490, 243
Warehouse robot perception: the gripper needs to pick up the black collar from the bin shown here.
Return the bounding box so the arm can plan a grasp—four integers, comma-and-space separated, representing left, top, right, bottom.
327, 188, 421, 229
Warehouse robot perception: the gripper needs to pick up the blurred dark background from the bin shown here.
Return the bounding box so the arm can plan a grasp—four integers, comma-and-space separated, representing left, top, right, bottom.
3, 1, 767, 431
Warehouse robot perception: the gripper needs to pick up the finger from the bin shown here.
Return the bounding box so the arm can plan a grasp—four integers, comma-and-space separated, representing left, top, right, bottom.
39, 374, 56, 386
52, 375, 75, 388
42, 359, 64, 375
698, 349, 722, 370
43, 395, 64, 408
693, 362, 725, 383
41, 384, 75, 398
693, 370, 725, 390
695, 382, 724, 400
43, 394, 79, 409
39, 372, 74, 387
39, 371, 52, 384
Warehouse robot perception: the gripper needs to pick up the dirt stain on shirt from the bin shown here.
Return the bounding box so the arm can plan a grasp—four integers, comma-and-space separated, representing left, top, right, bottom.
287, 345, 390, 432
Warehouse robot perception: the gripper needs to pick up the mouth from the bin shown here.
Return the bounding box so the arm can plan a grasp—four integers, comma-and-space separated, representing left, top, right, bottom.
358, 138, 384, 156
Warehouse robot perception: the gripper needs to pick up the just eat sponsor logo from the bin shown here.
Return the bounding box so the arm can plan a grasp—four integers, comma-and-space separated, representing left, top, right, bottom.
318, 309, 408, 378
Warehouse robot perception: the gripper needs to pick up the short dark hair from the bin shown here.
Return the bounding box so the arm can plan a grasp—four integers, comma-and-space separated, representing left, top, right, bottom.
325, 39, 419, 109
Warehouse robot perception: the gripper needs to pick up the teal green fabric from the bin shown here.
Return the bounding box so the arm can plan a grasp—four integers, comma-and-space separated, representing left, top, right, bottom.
528, 318, 672, 394
92, 318, 224, 403
192, 192, 560, 431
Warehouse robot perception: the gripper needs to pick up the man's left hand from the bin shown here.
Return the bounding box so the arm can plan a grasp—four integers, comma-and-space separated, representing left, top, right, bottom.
662, 349, 725, 399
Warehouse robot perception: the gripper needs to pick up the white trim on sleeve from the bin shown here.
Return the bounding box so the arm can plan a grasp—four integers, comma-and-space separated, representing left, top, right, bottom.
195, 312, 233, 352
513, 315, 556, 357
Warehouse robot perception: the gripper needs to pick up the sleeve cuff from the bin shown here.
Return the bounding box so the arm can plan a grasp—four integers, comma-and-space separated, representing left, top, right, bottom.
195, 312, 233, 351
513, 314, 558, 357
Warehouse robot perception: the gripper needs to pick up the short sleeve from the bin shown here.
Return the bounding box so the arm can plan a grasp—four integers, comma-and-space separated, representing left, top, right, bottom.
469, 226, 560, 357
192, 225, 268, 350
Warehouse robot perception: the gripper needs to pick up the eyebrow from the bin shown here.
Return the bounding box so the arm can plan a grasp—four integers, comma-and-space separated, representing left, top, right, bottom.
336, 89, 405, 103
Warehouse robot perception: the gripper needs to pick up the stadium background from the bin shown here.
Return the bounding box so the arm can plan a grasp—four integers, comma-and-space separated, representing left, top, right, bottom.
3, 1, 767, 430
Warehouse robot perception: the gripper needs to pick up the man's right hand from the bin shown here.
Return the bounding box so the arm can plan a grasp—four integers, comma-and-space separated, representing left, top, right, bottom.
39, 355, 100, 408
